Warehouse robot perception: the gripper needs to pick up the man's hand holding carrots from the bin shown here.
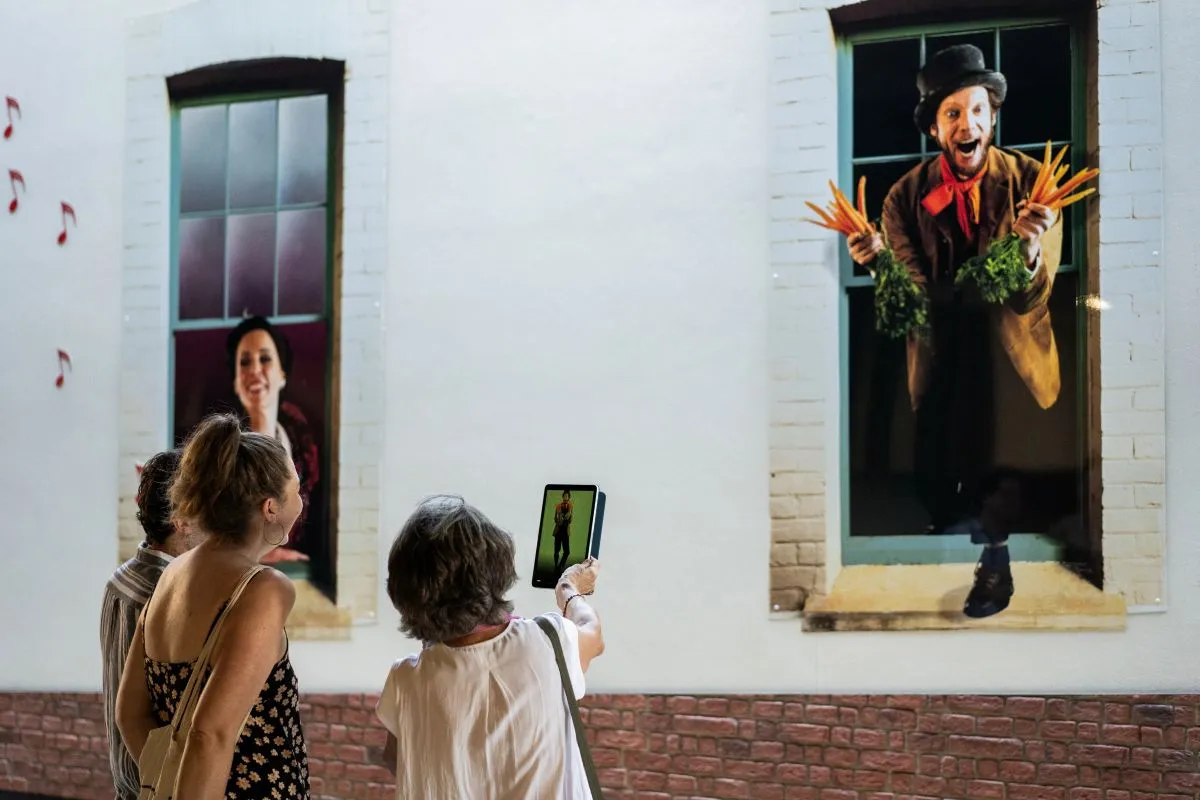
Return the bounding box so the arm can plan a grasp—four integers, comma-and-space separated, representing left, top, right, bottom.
1015, 140, 1098, 268
1013, 200, 1057, 267
848, 231, 885, 266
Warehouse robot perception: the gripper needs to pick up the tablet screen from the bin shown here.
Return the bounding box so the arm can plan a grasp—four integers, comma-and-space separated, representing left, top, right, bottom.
531, 484, 596, 588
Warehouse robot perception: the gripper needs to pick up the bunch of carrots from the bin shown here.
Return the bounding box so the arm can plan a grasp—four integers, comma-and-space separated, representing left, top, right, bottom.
805, 177, 875, 239
1028, 140, 1099, 213
956, 141, 1099, 303
804, 178, 929, 340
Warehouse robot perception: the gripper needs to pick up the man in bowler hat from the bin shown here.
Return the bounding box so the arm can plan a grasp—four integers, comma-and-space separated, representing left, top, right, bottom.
848, 44, 1063, 618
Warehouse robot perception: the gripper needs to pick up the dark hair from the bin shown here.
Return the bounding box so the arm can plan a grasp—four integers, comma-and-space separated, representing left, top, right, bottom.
135, 449, 182, 546
386, 495, 518, 644
226, 316, 293, 381
562, 489, 571, 498
170, 412, 294, 543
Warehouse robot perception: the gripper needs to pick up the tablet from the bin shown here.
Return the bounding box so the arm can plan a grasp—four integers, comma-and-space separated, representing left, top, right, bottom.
531, 484, 598, 589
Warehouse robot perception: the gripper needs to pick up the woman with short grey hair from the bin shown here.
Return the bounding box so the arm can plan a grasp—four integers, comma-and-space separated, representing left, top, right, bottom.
374, 494, 604, 799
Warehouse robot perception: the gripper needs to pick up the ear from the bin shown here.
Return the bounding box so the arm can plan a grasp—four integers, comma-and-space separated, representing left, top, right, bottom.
928, 123, 938, 140
261, 496, 277, 522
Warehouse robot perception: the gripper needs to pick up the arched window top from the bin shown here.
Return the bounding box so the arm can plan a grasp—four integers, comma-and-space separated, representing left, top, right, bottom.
167, 57, 344, 102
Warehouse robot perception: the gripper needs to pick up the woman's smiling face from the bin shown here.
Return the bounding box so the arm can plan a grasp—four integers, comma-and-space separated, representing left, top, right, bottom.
234, 328, 287, 413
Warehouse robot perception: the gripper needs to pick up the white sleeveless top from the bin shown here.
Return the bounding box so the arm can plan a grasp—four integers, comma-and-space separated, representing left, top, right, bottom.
375, 613, 592, 799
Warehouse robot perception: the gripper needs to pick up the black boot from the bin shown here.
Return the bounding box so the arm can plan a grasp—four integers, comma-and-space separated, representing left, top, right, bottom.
963, 546, 1013, 618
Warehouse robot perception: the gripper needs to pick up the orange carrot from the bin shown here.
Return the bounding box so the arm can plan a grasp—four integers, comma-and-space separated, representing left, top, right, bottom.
1048, 187, 1096, 212
1030, 140, 1054, 200
1040, 168, 1099, 207
804, 201, 845, 233
829, 180, 864, 232
1033, 143, 1070, 202
803, 180, 876, 238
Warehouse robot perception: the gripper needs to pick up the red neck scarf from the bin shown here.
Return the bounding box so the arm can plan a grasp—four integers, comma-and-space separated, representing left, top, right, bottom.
921, 153, 987, 239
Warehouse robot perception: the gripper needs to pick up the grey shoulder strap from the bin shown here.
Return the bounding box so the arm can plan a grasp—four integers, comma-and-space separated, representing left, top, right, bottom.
535, 615, 601, 798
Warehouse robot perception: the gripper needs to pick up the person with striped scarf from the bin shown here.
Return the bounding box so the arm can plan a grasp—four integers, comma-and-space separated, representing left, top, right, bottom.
99, 450, 195, 800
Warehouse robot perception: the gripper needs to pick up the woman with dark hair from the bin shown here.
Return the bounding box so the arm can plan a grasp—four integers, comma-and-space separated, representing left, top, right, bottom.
375, 495, 605, 798
116, 412, 310, 799
225, 315, 320, 565
100, 449, 192, 800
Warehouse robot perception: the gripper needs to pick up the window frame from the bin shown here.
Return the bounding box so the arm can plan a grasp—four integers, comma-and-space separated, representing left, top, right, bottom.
166, 87, 338, 438
165, 87, 341, 594
835, 14, 1091, 566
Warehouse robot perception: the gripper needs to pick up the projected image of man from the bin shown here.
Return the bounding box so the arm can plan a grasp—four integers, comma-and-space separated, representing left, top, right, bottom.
553, 489, 573, 574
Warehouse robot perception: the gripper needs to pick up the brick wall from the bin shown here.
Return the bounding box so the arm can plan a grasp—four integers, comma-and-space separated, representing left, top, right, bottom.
118, 0, 391, 626
767, 0, 1168, 611
3, 692, 1198, 799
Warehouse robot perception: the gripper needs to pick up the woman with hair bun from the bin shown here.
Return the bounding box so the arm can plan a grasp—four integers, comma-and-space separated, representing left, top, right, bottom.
116, 412, 311, 799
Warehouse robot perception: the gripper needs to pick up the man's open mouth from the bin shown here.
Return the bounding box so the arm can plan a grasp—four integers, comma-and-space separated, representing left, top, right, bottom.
955, 139, 980, 156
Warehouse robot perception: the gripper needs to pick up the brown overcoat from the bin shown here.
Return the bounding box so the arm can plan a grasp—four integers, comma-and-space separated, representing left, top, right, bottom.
880, 146, 1063, 412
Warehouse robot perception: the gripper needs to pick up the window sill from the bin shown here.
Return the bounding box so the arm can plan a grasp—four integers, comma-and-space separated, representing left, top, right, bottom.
800, 562, 1127, 632
285, 578, 353, 641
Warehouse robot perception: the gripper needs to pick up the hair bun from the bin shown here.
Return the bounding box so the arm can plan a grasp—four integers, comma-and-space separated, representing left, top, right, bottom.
169, 411, 293, 543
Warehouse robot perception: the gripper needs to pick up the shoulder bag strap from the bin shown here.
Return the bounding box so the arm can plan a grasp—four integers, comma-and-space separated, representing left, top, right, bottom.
535, 615, 602, 798
168, 565, 268, 736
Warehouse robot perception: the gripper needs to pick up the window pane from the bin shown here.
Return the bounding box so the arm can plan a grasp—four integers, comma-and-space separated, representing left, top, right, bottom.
850, 158, 922, 279
847, 272, 1082, 538
926, 31, 995, 70
228, 100, 278, 210
178, 217, 225, 320
853, 38, 922, 158
277, 208, 327, 315
179, 105, 228, 213
226, 213, 277, 318
278, 95, 328, 206
846, 284, 915, 536
998, 25, 1072, 147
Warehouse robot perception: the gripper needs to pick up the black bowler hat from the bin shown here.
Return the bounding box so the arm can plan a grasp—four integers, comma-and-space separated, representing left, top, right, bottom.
913, 44, 1007, 136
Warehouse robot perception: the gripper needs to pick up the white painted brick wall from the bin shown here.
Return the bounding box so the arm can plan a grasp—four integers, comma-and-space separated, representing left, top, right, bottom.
118, 0, 391, 624
1096, 0, 1166, 608
768, 0, 1167, 610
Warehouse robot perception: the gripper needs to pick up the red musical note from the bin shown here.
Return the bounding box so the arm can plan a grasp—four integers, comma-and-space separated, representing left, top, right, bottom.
8, 169, 24, 213
54, 348, 71, 388
57, 201, 76, 245
3, 97, 19, 140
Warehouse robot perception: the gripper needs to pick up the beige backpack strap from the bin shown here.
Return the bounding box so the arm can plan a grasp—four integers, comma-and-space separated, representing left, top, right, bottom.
169, 565, 268, 736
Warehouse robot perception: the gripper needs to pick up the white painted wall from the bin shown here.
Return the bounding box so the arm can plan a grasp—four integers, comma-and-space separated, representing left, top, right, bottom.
1, 0, 1198, 696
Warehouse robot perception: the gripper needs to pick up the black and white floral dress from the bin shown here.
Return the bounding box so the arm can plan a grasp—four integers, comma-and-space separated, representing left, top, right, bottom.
145, 633, 310, 799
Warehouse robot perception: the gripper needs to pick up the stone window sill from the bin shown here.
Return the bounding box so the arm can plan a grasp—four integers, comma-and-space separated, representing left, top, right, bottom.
286, 579, 354, 641
799, 563, 1127, 632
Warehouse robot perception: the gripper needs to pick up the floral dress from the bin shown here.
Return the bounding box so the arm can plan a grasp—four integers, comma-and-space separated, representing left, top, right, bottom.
145, 640, 310, 799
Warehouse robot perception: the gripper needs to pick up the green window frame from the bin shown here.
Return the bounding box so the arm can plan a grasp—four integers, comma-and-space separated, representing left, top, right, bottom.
835, 15, 1090, 566
166, 89, 337, 439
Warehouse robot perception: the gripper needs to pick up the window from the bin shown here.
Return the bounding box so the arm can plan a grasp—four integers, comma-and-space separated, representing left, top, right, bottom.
837, 17, 1093, 568
168, 89, 338, 598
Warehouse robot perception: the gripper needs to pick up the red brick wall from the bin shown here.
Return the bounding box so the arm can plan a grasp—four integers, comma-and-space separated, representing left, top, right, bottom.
2, 692, 1198, 799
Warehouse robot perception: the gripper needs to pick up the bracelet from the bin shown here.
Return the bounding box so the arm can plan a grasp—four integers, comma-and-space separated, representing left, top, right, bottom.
563, 593, 585, 614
